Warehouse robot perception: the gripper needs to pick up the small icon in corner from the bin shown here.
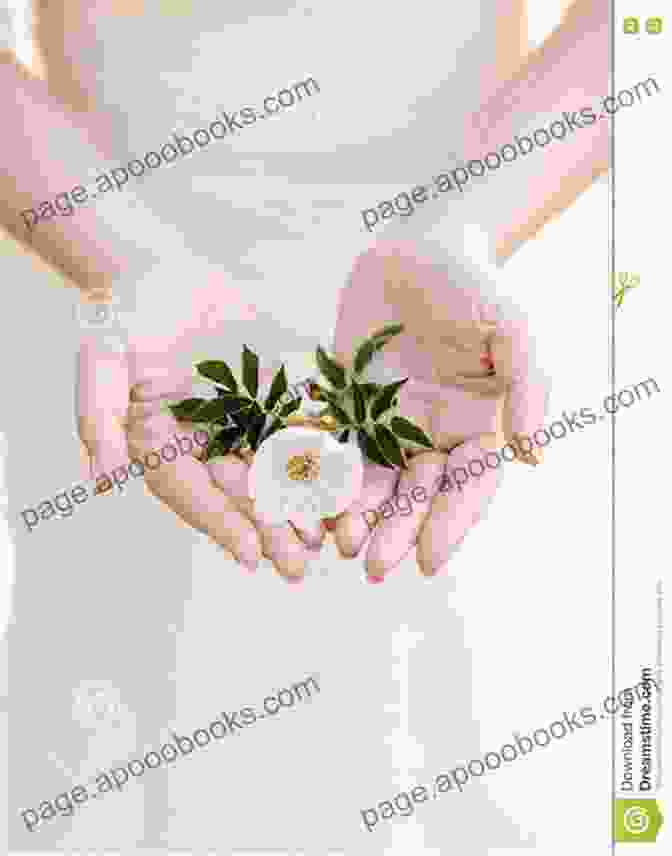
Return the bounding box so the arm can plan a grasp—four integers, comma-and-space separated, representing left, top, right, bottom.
646, 17, 663, 34
623, 17, 640, 34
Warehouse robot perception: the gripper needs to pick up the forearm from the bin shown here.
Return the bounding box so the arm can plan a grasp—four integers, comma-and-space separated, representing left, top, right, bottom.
378, 1, 609, 265
468, 0, 609, 256
0, 51, 191, 293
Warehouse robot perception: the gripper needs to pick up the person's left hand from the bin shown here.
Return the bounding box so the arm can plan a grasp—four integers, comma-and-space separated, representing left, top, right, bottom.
326, 237, 548, 581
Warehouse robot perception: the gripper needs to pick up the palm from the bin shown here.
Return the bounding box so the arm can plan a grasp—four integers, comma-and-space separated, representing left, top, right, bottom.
77, 270, 324, 581
329, 238, 536, 579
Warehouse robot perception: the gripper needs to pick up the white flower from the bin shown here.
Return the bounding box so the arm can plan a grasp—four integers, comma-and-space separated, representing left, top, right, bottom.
248, 427, 363, 527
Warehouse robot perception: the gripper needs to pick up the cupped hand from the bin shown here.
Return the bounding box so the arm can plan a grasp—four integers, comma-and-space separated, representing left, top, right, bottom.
124, 365, 326, 581
76, 264, 324, 581
327, 234, 548, 580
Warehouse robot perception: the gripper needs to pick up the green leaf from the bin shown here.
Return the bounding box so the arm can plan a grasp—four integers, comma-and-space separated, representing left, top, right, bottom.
370, 378, 409, 420
169, 398, 208, 421
390, 416, 434, 448
374, 424, 407, 469
338, 429, 350, 444
360, 382, 382, 400
352, 326, 404, 377
319, 389, 351, 425
242, 345, 259, 398
351, 379, 367, 424
205, 425, 244, 459
326, 401, 352, 426
278, 397, 302, 418
316, 346, 347, 389
371, 323, 404, 341
246, 403, 266, 451
196, 360, 238, 392
353, 338, 378, 375
196, 397, 253, 421
357, 428, 395, 469
229, 407, 252, 432
264, 364, 288, 411
213, 412, 237, 429
261, 418, 286, 444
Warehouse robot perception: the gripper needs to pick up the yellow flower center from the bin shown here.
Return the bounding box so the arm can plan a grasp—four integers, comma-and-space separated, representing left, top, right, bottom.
286, 451, 321, 482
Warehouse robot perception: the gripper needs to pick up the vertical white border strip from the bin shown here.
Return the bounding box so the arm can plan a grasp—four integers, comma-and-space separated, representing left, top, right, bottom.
0, 429, 14, 641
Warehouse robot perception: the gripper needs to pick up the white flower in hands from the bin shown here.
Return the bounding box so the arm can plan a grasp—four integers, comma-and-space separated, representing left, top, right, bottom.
249, 427, 363, 528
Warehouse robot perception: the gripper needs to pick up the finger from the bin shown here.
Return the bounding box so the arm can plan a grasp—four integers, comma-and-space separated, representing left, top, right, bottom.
126, 408, 211, 463
332, 462, 399, 558
126, 400, 206, 439
82, 286, 113, 304
130, 363, 280, 403
450, 375, 508, 396
417, 439, 502, 576
290, 520, 326, 551
207, 456, 312, 581
365, 452, 447, 581
126, 415, 262, 570
126, 400, 167, 425
76, 338, 131, 482
130, 370, 196, 402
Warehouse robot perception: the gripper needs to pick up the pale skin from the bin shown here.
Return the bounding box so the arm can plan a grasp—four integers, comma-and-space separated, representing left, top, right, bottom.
1, 0, 607, 579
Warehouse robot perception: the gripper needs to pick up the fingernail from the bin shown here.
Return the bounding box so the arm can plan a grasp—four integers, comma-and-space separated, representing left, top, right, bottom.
367, 575, 385, 584
286, 576, 304, 585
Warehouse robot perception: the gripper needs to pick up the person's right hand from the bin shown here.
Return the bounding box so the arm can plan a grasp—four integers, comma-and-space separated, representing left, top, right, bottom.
124, 366, 326, 582
76, 262, 325, 581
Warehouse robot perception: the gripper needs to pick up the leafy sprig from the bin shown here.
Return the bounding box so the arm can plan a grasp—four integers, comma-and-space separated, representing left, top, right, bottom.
169, 323, 434, 469
169, 348, 302, 461
307, 324, 434, 469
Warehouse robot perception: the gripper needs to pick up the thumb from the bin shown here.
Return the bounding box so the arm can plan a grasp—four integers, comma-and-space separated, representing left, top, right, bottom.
76, 336, 130, 483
